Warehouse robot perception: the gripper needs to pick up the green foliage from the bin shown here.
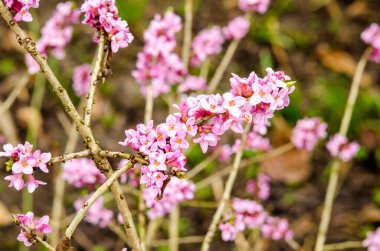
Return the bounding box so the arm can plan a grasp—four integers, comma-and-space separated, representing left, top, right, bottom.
372, 188, 380, 207
115, 0, 148, 24
0, 58, 15, 76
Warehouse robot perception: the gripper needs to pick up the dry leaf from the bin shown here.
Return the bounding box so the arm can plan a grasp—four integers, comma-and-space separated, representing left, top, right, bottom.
0, 201, 12, 227
262, 117, 312, 183
359, 205, 380, 222
345, 0, 370, 18
315, 44, 372, 87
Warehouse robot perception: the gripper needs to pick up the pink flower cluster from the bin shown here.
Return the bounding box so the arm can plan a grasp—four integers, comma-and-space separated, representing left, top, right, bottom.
177, 68, 293, 153
179, 76, 206, 93
74, 195, 113, 228
16, 212, 52, 246
4, 0, 39, 22
132, 12, 186, 97
63, 158, 106, 188
261, 216, 294, 241
122, 69, 293, 195
72, 64, 92, 97
238, 0, 271, 14
223, 16, 250, 41
120, 118, 189, 197
363, 227, 380, 251
361, 23, 380, 63
144, 177, 195, 219
246, 173, 270, 201
326, 134, 360, 161
81, 0, 134, 53
191, 26, 225, 66
26, 2, 80, 74
1, 142, 51, 192
291, 117, 327, 151
219, 198, 293, 241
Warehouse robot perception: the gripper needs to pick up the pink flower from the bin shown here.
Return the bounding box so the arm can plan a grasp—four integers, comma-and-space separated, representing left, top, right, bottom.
219, 216, 245, 241
1, 141, 50, 192
132, 12, 185, 97
194, 133, 219, 153
238, 0, 271, 14
81, 0, 133, 53
63, 158, 106, 188
74, 195, 114, 228
291, 117, 327, 151
144, 177, 195, 219
5, 0, 40, 22
326, 134, 360, 161
72, 64, 91, 97
218, 144, 232, 162
191, 26, 225, 66
4, 173, 24, 191
233, 198, 267, 229
246, 173, 270, 201
25, 2, 79, 74
16, 212, 52, 246
26, 175, 46, 193
223, 16, 250, 40
363, 227, 380, 251
222, 92, 247, 118
361, 23, 380, 63
261, 217, 294, 241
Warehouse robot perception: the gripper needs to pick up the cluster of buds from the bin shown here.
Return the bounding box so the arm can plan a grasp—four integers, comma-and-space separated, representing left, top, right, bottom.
132, 12, 186, 97
4, 0, 39, 22
1, 142, 51, 192
144, 177, 195, 219
291, 117, 328, 151
219, 198, 293, 242
14, 212, 52, 247
191, 26, 225, 66
361, 23, 380, 63
63, 158, 106, 188
81, 0, 134, 53
26, 2, 80, 74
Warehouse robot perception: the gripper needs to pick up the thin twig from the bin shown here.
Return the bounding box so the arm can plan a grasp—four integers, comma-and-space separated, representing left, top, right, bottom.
49, 150, 90, 164
323, 241, 363, 251
287, 239, 301, 251
314, 48, 371, 251
169, 205, 180, 251
98, 150, 148, 164
51, 100, 84, 246
151, 235, 205, 247
0, 5, 142, 249
200, 59, 210, 81
17, 224, 55, 251
84, 31, 106, 127
201, 124, 251, 251
181, 0, 193, 70
65, 161, 134, 238
206, 39, 240, 94
0, 73, 30, 117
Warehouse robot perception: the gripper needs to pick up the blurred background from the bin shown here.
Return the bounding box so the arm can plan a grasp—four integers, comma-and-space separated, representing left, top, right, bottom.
0, 0, 379, 250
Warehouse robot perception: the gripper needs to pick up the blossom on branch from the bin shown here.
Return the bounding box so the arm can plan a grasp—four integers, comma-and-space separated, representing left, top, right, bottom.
1, 142, 51, 192
291, 117, 327, 151
15, 212, 52, 247
4, 0, 39, 22
361, 23, 380, 63
81, 0, 134, 53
